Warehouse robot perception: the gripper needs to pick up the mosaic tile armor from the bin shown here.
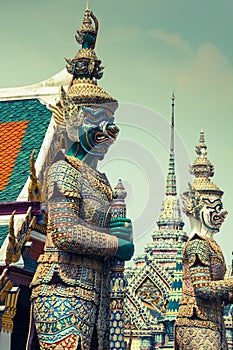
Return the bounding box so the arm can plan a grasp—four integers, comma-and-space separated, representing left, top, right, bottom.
31, 156, 118, 349
175, 234, 233, 349
29, 6, 134, 349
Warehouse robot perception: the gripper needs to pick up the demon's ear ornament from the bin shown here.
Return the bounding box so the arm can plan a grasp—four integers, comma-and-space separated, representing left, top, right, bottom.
64, 108, 85, 142
182, 183, 203, 219
181, 183, 194, 216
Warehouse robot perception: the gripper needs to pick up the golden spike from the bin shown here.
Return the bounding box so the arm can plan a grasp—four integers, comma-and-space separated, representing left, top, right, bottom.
86, 0, 89, 11
28, 150, 42, 201
5, 211, 16, 265
9, 211, 16, 247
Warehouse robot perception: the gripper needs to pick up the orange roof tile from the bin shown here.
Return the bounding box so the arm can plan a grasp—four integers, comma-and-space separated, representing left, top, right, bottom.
0, 121, 29, 191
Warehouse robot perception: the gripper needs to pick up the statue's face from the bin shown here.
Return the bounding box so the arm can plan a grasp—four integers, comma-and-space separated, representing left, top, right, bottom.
200, 196, 228, 232
78, 106, 119, 159
74, 59, 89, 77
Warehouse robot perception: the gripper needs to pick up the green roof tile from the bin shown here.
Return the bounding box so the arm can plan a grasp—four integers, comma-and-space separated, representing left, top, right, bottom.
0, 225, 9, 247
0, 99, 51, 202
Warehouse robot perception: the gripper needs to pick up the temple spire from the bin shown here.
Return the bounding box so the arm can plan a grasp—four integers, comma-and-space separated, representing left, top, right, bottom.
166, 93, 177, 196
170, 92, 175, 152
156, 94, 185, 232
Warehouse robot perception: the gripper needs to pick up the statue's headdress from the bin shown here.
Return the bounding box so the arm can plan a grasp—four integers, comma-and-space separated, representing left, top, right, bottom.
50, 4, 118, 130
182, 130, 223, 218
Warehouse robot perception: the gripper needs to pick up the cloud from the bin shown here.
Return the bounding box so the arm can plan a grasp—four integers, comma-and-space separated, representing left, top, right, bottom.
176, 43, 233, 102
148, 29, 193, 55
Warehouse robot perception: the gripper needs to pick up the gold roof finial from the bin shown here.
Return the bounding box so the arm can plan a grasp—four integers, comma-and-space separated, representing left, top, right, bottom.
86, 0, 89, 10
28, 150, 42, 201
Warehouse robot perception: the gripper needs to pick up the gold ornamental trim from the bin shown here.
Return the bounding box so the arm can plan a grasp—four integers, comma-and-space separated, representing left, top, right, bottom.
74, 48, 97, 60
2, 287, 20, 333
192, 177, 222, 193
66, 81, 118, 108
5, 208, 34, 265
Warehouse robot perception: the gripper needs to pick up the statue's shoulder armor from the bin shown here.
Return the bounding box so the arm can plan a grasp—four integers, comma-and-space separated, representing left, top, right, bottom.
184, 234, 210, 267
47, 158, 82, 200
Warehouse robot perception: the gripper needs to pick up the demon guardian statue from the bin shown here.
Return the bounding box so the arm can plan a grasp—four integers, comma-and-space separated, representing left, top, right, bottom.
29, 6, 134, 350
175, 131, 233, 350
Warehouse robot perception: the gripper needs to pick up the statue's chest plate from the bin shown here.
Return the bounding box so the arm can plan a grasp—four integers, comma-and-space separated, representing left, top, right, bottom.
48, 157, 114, 228
80, 190, 111, 228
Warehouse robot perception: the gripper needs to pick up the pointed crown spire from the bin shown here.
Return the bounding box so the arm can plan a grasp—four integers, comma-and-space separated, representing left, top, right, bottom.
65, 4, 102, 81
78, 3, 97, 36
189, 130, 223, 196
59, 5, 118, 116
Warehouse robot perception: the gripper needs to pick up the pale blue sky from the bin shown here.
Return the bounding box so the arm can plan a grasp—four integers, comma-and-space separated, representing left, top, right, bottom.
0, 0, 233, 263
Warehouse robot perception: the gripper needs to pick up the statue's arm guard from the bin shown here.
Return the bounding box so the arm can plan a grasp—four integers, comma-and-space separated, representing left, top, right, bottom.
185, 237, 233, 301
47, 160, 118, 257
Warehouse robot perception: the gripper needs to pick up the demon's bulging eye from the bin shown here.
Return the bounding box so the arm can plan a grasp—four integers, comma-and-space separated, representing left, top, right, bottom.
215, 203, 222, 213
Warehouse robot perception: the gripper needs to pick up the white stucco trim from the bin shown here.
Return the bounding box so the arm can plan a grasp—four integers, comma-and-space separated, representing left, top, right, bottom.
0, 68, 71, 102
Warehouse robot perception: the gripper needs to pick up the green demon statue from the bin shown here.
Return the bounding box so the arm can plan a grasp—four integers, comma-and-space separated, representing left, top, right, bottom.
29, 6, 134, 350
175, 131, 233, 350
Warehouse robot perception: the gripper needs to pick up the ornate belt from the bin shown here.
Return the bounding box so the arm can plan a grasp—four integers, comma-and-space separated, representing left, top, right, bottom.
38, 252, 104, 272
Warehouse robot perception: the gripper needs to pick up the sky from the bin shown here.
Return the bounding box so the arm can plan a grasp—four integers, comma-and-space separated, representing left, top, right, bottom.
0, 0, 233, 264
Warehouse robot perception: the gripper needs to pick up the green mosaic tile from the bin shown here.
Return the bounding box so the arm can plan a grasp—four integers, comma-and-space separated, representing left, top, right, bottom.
0, 99, 52, 202
0, 225, 9, 247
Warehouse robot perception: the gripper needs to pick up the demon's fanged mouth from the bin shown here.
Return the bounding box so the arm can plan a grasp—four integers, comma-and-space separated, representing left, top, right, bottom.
201, 197, 228, 231
95, 124, 119, 144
